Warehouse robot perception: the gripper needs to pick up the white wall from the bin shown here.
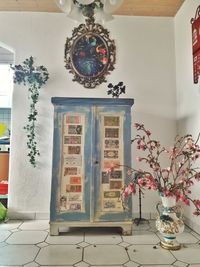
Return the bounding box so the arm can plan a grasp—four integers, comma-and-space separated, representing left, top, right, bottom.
175, 0, 200, 233
0, 12, 177, 219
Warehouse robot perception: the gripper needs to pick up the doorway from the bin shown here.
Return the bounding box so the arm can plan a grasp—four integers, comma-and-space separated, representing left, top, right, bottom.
0, 45, 14, 208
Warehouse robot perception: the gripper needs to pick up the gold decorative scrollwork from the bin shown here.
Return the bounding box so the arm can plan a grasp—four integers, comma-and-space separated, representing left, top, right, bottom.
64, 17, 116, 88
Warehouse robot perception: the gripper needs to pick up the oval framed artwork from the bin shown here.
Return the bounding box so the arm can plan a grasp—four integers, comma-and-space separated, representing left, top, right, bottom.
65, 18, 116, 88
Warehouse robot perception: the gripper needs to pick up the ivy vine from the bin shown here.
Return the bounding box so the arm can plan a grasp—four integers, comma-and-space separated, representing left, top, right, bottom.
11, 56, 49, 167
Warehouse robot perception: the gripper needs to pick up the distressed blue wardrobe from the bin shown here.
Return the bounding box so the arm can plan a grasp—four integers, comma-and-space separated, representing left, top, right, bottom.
50, 97, 134, 235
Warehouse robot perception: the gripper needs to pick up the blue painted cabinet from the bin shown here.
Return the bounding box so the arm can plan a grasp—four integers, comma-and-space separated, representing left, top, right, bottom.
50, 97, 134, 235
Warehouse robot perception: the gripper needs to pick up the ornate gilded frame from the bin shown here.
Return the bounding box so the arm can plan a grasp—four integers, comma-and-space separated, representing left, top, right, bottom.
64, 18, 116, 88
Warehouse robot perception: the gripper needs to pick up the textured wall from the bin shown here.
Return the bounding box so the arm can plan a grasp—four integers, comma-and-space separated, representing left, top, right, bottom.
0, 12, 177, 219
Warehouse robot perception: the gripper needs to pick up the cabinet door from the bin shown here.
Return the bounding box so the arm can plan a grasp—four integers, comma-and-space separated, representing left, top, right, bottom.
50, 105, 92, 222
94, 105, 132, 221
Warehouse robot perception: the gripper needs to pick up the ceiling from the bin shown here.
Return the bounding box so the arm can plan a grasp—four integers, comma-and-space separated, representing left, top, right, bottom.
0, 0, 184, 17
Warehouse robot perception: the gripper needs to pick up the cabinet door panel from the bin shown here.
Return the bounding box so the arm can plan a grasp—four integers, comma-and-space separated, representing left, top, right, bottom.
50, 106, 92, 221
94, 106, 132, 221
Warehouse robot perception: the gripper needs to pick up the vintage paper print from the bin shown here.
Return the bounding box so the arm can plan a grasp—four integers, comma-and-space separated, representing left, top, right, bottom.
63, 155, 82, 166
105, 139, 119, 149
104, 150, 118, 159
69, 193, 82, 201
115, 200, 123, 209
70, 176, 81, 184
60, 195, 67, 210
102, 183, 110, 191
64, 167, 80, 176
110, 170, 122, 179
68, 146, 81, 154
66, 184, 82, 192
69, 203, 81, 211
110, 180, 122, 190
68, 125, 82, 135
103, 191, 120, 198
65, 115, 81, 124
104, 116, 120, 126
103, 200, 116, 209
64, 136, 81, 145
102, 172, 109, 183
105, 128, 119, 138
104, 160, 120, 169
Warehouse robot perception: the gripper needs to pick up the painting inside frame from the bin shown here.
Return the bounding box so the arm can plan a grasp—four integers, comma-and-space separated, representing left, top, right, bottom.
65, 18, 116, 88
71, 33, 109, 78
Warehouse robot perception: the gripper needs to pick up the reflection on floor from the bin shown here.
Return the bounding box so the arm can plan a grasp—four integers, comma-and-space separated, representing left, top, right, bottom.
0, 220, 200, 266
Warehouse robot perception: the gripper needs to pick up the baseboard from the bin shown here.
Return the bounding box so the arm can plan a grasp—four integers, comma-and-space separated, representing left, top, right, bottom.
7, 210, 200, 234
7, 210, 50, 220
184, 216, 200, 234
132, 212, 157, 220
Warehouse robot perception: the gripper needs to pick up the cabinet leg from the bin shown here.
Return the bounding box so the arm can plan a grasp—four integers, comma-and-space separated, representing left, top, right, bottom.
50, 224, 59, 236
122, 225, 132, 236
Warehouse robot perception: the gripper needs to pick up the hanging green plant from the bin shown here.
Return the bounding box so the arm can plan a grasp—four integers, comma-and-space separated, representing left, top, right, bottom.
11, 56, 49, 167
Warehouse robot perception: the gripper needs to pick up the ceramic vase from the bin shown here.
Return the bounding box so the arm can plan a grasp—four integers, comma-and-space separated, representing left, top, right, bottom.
156, 195, 184, 250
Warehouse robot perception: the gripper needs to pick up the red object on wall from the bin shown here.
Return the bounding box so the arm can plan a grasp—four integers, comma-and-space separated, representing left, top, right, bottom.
0, 184, 8, 195
191, 5, 200, 84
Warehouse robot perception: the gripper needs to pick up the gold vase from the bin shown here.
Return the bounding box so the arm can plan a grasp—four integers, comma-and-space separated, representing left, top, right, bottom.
156, 195, 184, 250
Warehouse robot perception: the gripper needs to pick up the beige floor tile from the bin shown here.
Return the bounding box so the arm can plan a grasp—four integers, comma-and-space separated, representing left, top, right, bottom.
36, 245, 82, 265
0, 245, 39, 265
124, 261, 140, 267
0, 220, 22, 230
140, 266, 172, 267
24, 262, 39, 267
171, 244, 200, 264
19, 220, 49, 230
0, 230, 11, 242
173, 260, 188, 267
0, 219, 199, 266
91, 266, 124, 267
85, 233, 122, 244
75, 262, 90, 267
84, 244, 128, 265
123, 230, 160, 244
6, 230, 47, 244
175, 232, 198, 244
127, 244, 176, 265
46, 232, 84, 244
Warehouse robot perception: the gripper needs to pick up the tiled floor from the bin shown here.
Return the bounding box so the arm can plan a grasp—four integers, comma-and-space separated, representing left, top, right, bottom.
0, 220, 200, 267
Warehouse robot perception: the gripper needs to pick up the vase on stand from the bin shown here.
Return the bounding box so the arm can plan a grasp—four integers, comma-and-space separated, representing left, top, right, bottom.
156, 195, 184, 250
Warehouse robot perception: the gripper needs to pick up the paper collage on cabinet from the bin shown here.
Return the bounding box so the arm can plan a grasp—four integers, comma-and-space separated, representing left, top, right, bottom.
59, 114, 85, 212
100, 114, 124, 212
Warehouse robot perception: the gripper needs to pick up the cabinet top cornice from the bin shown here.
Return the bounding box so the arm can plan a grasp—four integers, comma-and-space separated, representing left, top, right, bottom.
51, 97, 134, 106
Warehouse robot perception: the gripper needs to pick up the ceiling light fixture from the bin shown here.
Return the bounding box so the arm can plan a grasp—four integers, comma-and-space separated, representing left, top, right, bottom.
56, 0, 123, 23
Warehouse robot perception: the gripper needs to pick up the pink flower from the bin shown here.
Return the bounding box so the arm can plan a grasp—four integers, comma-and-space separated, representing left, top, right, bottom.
183, 199, 190, 206
193, 210, 200, 216
195, 173, 200, 181
128, 183, 136, 194
120, 122, 200, 215
122, 183, 136, 198
127, 169, 133, 176
163, 190, 174, 197
194, 200, 200, 208
146, 130, 151, 136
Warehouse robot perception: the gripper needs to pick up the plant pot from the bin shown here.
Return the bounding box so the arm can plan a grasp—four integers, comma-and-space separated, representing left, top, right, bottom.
156, 195, 184, 250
